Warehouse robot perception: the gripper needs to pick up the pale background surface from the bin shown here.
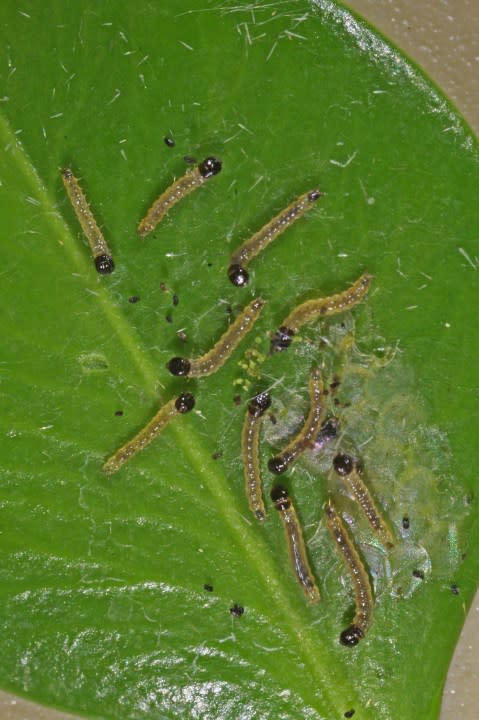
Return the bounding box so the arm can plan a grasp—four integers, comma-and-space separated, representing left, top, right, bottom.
1, 1, 478, 718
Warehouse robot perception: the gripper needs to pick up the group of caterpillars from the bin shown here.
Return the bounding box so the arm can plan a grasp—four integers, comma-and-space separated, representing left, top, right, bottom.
244, 371, 393, 647
62, 153, 393, 648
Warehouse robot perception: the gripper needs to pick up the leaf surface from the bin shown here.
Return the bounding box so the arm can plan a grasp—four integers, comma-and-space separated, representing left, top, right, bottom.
1, 2, 478, 718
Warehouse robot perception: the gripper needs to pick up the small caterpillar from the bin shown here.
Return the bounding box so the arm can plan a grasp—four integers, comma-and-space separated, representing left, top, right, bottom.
324, 500, 373, 646
268, 367, 325, 474
61, 167, 114, 275
228, 189, 322, 287
270, 272, 372, 352
242, 392, 272, 521
271, 485, 320, 603
167, 297, 266, 378
103, 392, 195, 475
138, 156, 222, 237
333, 453, 394, 549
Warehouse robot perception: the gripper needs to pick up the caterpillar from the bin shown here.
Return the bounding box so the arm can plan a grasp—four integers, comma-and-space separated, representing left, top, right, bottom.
242, 392, 272, 521
270, 272, 372, 352
324, 500, 373, 646
61, 167, 114, 274
333, 452, 394, 549
271, 485, 320, 603
103, 392, 195, 475
228, 189, 322, 287
268, 366, 325, 474
138, 156, 222, 237
167, 297, 266, 377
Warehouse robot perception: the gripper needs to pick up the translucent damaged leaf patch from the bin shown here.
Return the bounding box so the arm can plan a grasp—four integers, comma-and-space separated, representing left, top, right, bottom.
77, 352, 109, 373
264, 313, 470, 602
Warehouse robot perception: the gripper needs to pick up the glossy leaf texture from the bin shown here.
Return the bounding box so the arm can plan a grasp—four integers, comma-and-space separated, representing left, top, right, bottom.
1, 2, 478, 719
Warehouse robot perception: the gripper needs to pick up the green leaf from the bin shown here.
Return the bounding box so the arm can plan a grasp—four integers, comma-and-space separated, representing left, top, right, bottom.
1, 1, 478, 718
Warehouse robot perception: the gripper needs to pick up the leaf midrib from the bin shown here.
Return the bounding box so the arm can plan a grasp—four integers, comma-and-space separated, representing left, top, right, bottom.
0, 108, 361, 717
